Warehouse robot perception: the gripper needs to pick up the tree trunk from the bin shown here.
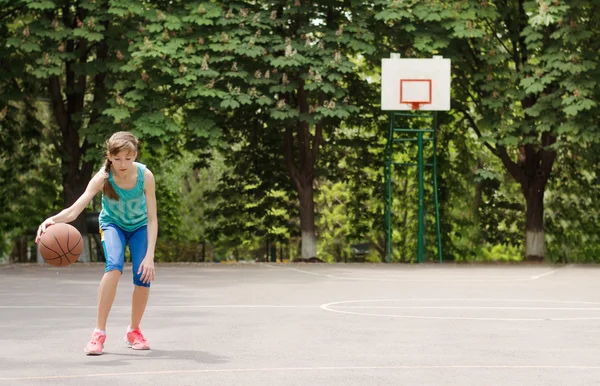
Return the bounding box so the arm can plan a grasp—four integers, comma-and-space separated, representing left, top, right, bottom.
9, 236, 28, 263
495, 139, 556, 262
282, 78, 324, 261
524, 180, 545, 261
298, 183, 317, 259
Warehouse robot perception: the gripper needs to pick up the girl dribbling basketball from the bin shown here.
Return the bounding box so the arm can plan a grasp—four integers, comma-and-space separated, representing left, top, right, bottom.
35, 131, 158, 355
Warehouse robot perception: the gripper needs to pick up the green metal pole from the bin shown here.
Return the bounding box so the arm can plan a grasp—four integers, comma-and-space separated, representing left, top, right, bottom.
417, 131, 425, 263
384, 112, 394, 263
432, 112, 443, 263
383, 153, 392, 263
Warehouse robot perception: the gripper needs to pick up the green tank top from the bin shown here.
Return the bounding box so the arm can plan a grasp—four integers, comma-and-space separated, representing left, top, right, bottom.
99, 162, 148, 232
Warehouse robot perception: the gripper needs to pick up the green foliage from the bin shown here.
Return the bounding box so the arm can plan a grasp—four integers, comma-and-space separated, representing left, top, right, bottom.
315, 181, 352, 262
0, 0, 207, 250
545, 145, 600, 263
128, 0, 378, 259
372, 0, 600, 260
202, 131, 298, 260
480, 243, 523, 263
3, 0, 600, 265
0, 13, 62, 255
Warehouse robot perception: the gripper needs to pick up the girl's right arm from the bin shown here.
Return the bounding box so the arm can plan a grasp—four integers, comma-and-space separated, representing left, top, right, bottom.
35, 170, 108, 243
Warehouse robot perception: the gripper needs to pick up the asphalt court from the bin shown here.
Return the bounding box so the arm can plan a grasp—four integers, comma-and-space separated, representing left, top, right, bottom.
1, 263, 600, 385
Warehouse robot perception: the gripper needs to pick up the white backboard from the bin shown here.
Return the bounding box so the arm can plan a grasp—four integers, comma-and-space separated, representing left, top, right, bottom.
381, 57, 451, 111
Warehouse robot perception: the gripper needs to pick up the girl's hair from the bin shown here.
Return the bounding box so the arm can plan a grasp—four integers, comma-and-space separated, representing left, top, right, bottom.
103, 131, 139, 201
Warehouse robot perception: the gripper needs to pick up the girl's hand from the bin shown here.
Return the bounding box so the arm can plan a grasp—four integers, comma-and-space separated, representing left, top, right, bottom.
35, 219, 55, 244
138, 257, 155, 284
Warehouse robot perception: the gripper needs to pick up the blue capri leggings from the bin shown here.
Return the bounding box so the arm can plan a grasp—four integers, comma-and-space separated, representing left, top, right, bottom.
100, 224, 149, 287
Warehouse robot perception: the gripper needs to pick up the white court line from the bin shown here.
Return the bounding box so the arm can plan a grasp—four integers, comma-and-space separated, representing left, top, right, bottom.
0, 305, 319, 309
320, 299, 600, 321
530, 265, 571, 280
4, 298, 600, 310
325, 299, 600, 305
2, 364, 600, 381
333, 306, 600, 311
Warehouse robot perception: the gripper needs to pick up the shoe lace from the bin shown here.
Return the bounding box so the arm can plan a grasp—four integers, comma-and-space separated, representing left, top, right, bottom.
132, 330, 147, 344
90, 332, 104, 344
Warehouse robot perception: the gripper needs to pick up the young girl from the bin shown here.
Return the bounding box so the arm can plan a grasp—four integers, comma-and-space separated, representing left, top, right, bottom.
35, 131, 158, 355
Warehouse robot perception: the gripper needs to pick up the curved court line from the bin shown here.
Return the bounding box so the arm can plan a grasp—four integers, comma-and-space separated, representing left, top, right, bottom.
2, 364, 600, 381
334, 306, 600, 311
320, 299, 600, 321
322, 298, 600, 305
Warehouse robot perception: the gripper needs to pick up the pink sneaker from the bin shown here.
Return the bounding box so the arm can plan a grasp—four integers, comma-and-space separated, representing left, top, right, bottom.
125, 327, 150, 350
84, 331, 106, 355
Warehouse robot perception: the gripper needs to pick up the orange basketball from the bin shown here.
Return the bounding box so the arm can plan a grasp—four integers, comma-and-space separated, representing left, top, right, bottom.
39, 223, 83, 267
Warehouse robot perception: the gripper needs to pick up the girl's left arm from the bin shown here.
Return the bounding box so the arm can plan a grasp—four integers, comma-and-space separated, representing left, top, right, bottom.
144, 169, 158, 259
139, 169, 158, 284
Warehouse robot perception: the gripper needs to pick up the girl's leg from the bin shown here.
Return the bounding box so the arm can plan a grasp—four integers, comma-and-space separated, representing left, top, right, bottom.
128, 226, 149, 329
96, 271, 122, 330
131, 285, 150, 329
97, 225, 126, 330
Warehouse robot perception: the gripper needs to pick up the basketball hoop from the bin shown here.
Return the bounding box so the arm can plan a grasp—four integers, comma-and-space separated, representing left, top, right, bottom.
380, 57, 450, 111
400, 79, 432, 111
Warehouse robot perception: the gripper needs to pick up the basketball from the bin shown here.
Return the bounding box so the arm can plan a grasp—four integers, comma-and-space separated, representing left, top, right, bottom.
39, 223, 83, 267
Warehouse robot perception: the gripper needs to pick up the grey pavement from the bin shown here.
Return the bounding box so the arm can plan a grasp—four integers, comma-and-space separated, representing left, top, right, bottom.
1, 263, 600, 385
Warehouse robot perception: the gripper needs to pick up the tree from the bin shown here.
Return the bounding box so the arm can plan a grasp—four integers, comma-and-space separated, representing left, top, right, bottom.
136, 1, 377, 259
376, 0, 600, 260
223, 1, 377, 259
4, 0, 191, 259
